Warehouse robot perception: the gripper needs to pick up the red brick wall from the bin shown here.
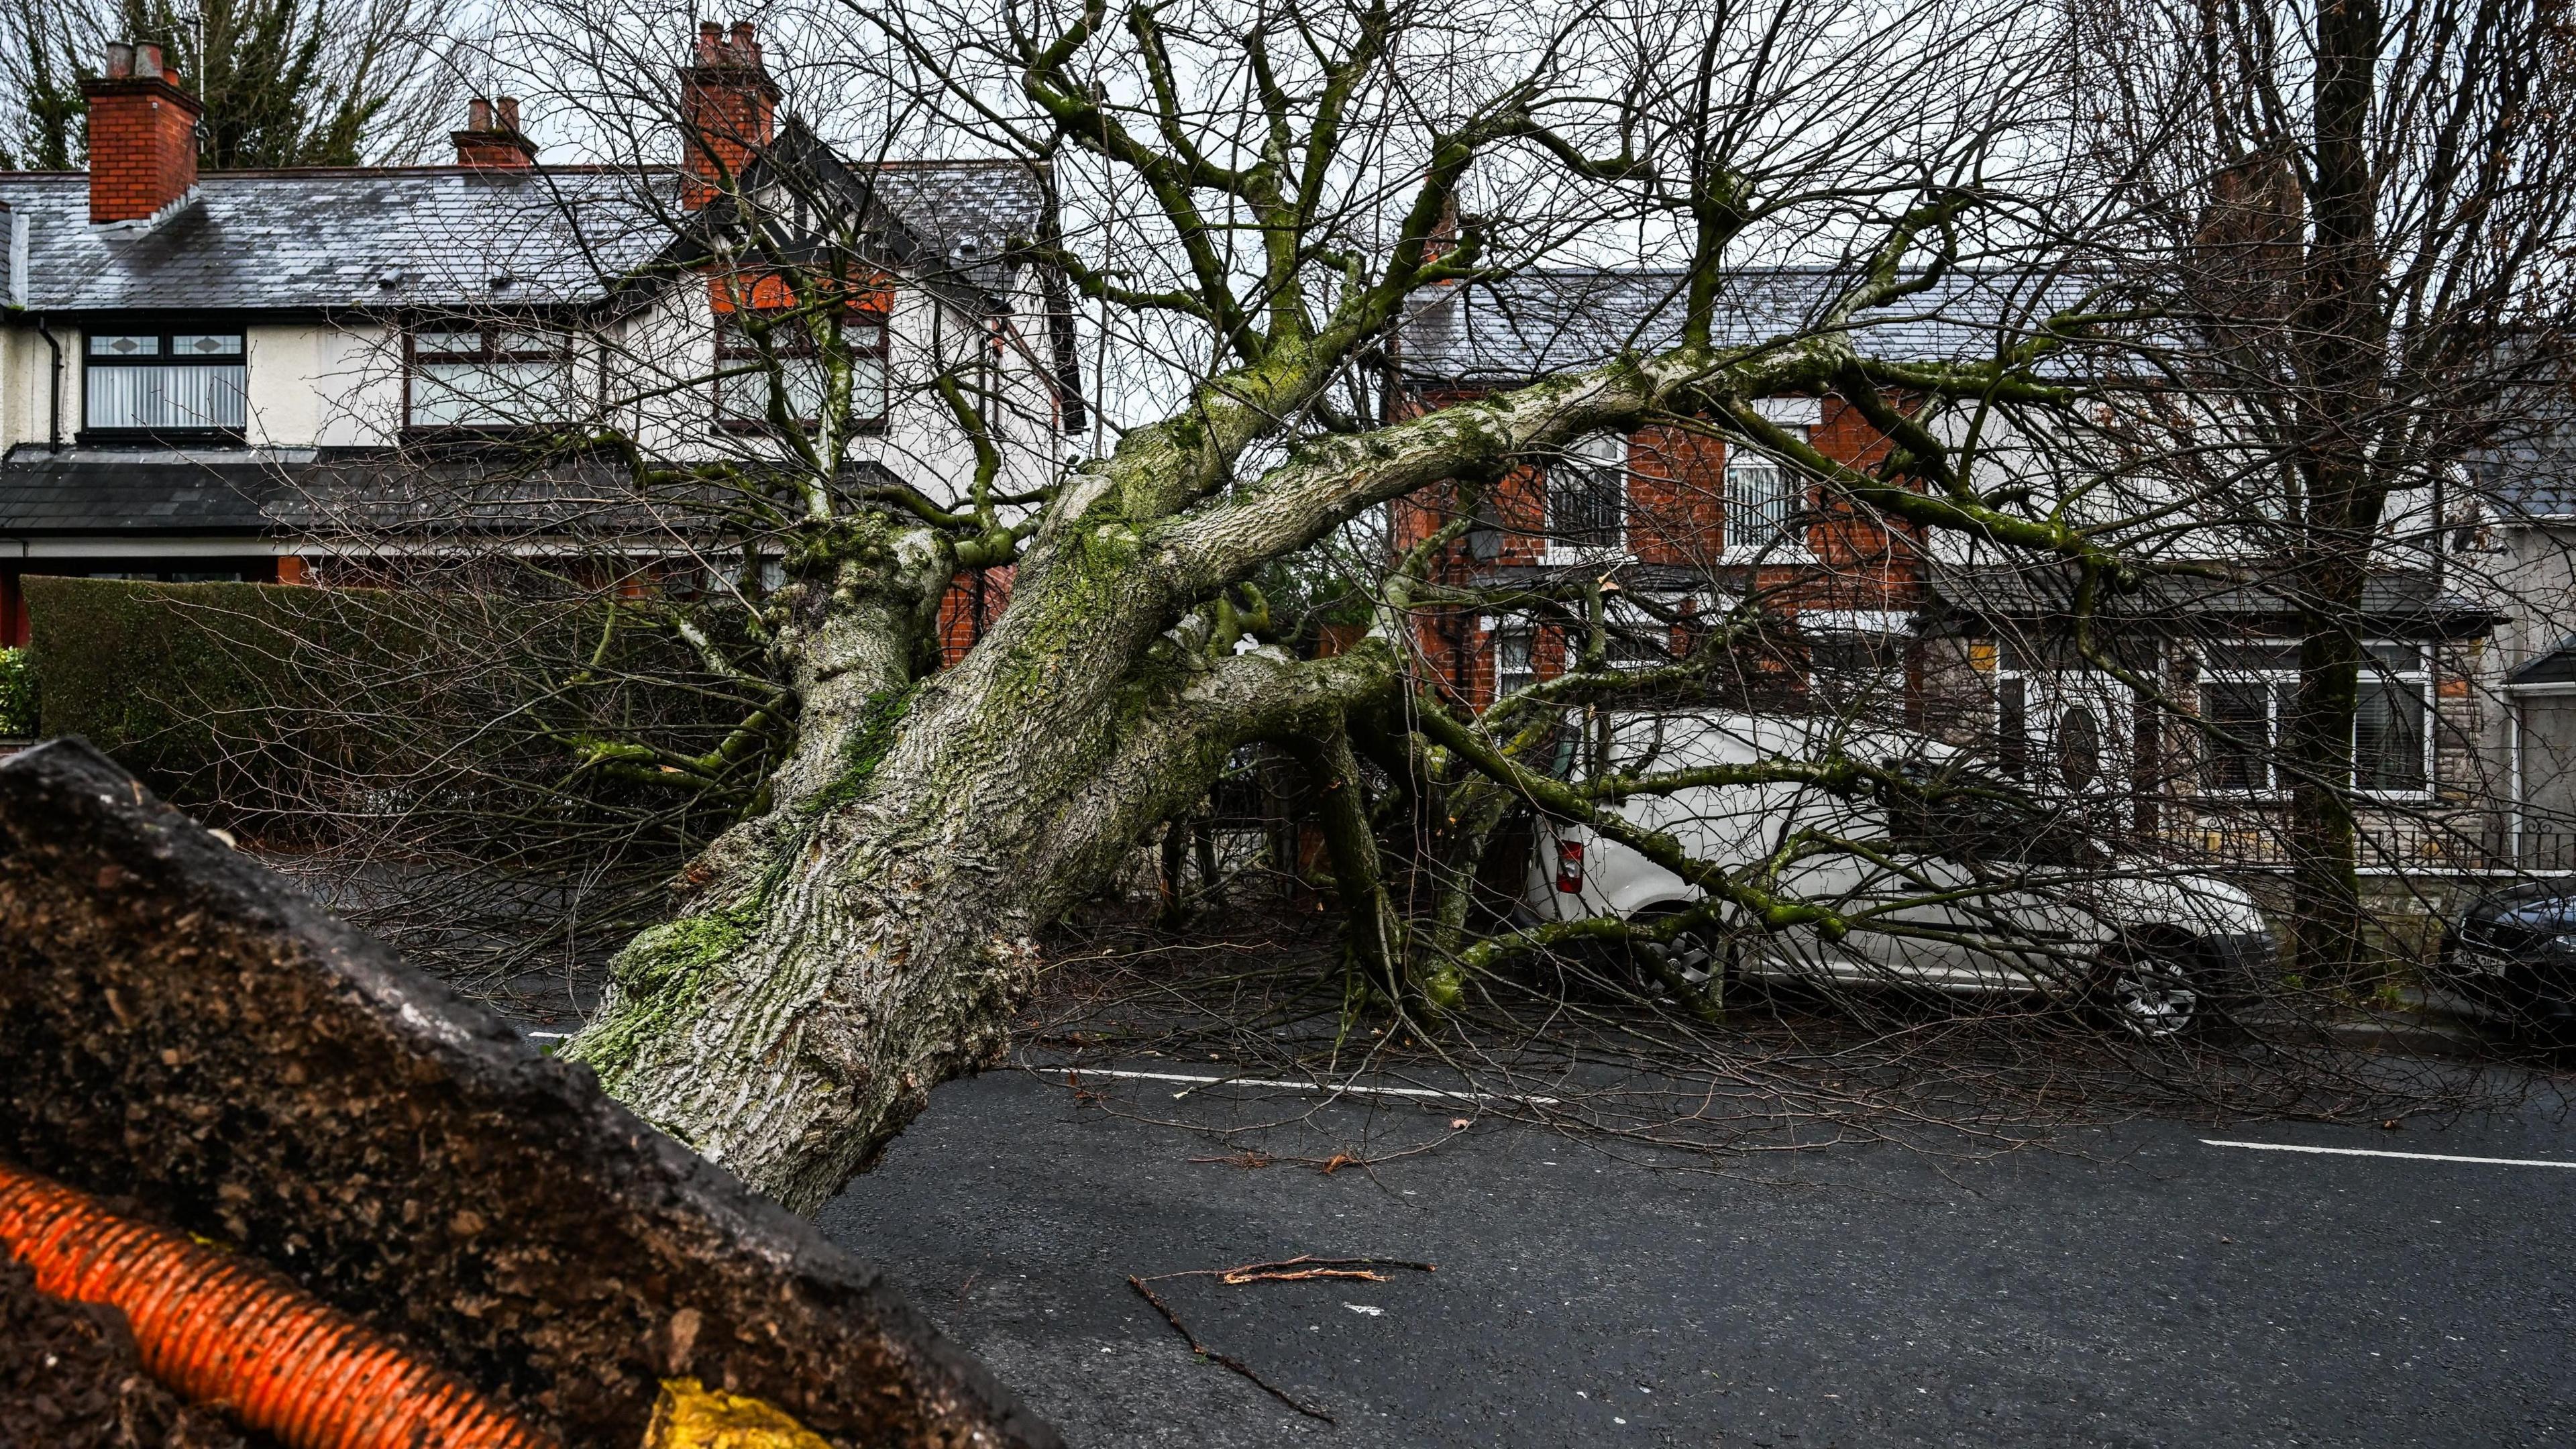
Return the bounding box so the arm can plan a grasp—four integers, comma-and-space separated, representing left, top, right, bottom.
1391, 388, 1930, 708
1627, 425, 1726, 565
936, 566, 1015, 666
81, 78, 202, 223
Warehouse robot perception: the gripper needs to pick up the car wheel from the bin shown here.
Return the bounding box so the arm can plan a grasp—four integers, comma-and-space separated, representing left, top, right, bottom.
2098, 947, 2199, 1040
1627, 911, 1729, 1002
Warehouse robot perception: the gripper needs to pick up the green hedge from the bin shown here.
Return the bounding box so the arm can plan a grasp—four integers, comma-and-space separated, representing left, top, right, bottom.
0, 647, 35, 735
22, 577, 765, 835
25, 578, 411, 796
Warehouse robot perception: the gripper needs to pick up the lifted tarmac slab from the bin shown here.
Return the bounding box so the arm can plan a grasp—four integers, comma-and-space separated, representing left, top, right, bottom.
0, 741, 1060, 1449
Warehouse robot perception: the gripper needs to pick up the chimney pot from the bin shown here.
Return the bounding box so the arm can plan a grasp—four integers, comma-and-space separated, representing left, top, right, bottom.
136, 43, 163, 79
104, 42, 134, 78
453, 93, 538, 167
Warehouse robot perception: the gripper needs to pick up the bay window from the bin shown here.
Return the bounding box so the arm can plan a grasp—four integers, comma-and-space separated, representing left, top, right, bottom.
2355, 643, 2431, 794
2196, 639, 2431, 796
2198, 641, 2297, 792
716, 311, 888, 431
85, 326, 247, 435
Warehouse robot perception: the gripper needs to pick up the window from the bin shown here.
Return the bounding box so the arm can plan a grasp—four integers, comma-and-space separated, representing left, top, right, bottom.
1725, 443, 1802, 555
1599, 597, 1676, 671
408, 323, 576, 429
84, 326, 246, 434
1544, 432, 1626, 559
2355, 642, 2430, 794
2197, 639, 2431, 795
1994, 649, 2133, 796
1997, 674, 2028, 779
1810, 632, 1906, 709
716, 311, 888, 431
1494, 626, 1535, 696
2198, 640, 2297, 793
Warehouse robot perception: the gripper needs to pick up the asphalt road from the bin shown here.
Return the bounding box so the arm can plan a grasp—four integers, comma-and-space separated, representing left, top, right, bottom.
811, 1061, 2576, 1449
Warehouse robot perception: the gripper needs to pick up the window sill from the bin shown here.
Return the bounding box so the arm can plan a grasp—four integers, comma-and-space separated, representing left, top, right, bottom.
399, 425, 583, 442
1538, 547, 1632, 568
712, 419, 889, 437
1719, 547, 1816, 566
74, 429, 248, 446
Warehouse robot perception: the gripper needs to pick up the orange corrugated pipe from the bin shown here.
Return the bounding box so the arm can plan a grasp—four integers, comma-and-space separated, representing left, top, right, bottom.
0, 1160, 557, 1449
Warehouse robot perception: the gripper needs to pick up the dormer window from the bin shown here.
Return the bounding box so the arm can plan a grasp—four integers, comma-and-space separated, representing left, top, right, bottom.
83, 326, 247, 437
408, 323, 577, 429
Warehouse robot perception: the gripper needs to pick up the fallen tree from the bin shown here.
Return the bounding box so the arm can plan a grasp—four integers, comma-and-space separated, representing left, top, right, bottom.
478, 0, 2145, 1209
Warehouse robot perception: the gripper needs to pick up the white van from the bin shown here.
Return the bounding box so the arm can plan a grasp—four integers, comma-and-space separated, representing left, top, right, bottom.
1523, 710, 2275, 1036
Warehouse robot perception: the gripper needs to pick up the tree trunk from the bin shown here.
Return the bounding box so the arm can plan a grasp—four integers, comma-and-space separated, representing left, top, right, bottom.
2282, 0, 2388, 981
566, 501, 1394, 1211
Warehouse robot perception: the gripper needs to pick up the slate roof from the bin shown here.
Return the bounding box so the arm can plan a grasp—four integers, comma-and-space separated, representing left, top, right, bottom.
0, 169, 678, 313
0, 153, 1049, 315
2509, 637, 2576, 688
2470, 385, 2576, 519
1924, 564, 2499, 637
1395, 266, 2086, 384
0, 444, 907, 540
0, 447, 282, 534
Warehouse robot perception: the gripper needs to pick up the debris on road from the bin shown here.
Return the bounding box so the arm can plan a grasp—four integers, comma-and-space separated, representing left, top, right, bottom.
1125, 1254, 1438, 1424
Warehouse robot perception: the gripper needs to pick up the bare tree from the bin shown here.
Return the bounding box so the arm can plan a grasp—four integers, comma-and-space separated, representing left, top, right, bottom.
2065, 0, 2576, 976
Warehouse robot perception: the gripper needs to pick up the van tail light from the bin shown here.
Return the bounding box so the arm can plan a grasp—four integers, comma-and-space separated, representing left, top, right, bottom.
1555, 839, 1585, 893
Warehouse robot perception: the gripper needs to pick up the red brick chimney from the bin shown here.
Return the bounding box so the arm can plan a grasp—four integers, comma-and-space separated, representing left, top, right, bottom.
680, 20, 778, 210
452, 96, 539, 168
81, 41, 204, 225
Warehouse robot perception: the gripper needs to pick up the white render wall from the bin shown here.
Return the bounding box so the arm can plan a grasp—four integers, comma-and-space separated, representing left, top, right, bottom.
0, 276, 1066, 494
0, 323, 76, 453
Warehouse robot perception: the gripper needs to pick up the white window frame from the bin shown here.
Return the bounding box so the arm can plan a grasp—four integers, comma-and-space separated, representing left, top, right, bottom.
2196, 640, 2298, 798
1541, 431, 1630, 565
2353, 641, 2434, 800
2196, 639, 2435, 800
1490, 618, 1537, 697
1722, 436, 1811, 563
1600, 596, 1672, 672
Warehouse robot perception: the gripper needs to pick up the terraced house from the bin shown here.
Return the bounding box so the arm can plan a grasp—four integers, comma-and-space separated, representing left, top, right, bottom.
0, 23, 1080, 646
1386, 264, 2508, 878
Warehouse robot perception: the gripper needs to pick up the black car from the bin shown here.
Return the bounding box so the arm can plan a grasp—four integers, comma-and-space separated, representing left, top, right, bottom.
2443, 883, 2576, 1035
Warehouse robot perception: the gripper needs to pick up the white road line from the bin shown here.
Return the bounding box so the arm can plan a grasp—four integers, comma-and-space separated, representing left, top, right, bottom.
1059, 1067, 1560, 1107
2202, 1138, 2576, 1169
525, 1031, 571, 1040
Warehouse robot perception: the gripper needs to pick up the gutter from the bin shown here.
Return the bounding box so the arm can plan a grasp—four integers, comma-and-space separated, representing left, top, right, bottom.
32, 314, 61, 450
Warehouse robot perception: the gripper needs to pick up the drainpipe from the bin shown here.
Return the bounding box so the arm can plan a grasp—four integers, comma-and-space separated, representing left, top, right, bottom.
33, 314, 62, 450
